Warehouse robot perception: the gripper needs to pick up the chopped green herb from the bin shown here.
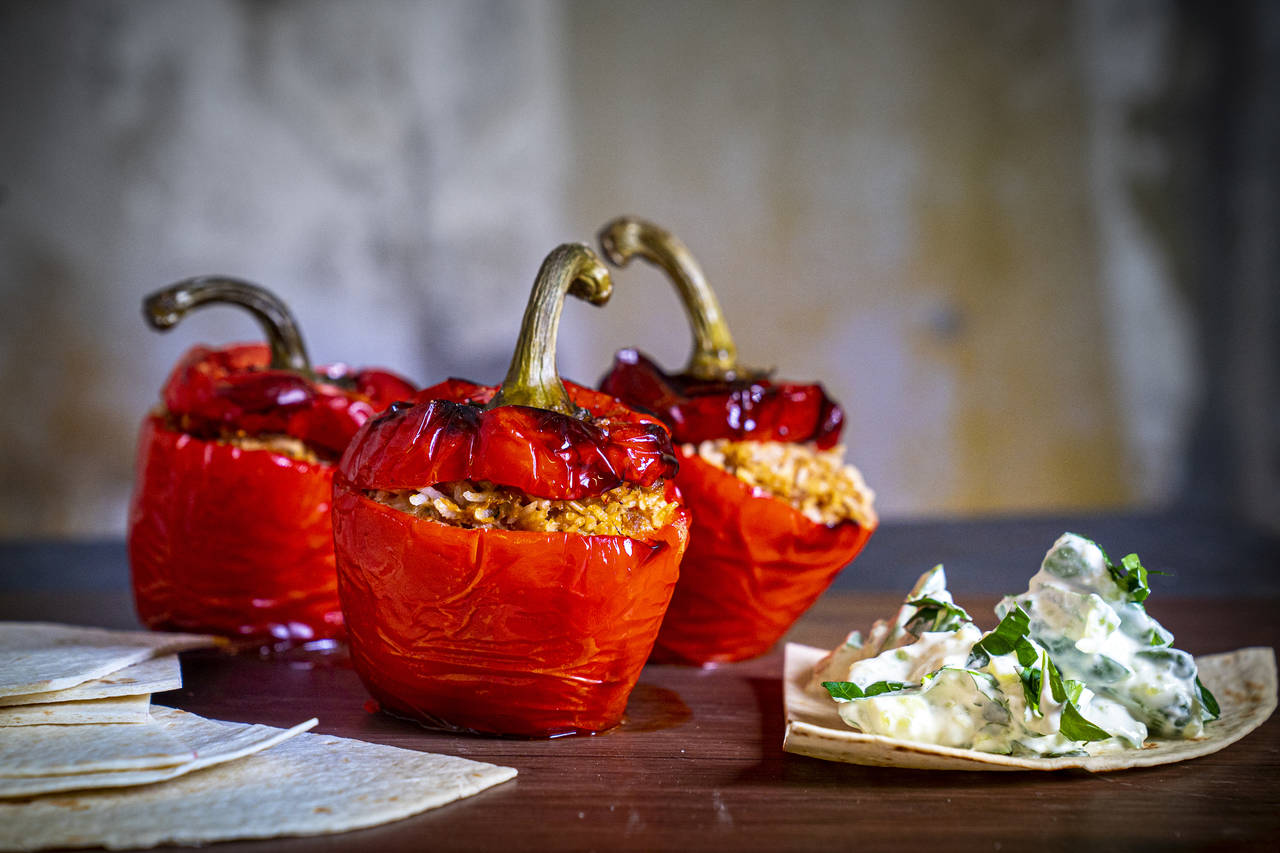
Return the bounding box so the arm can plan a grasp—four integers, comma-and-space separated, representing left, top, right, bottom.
904, 596, 972, 635
1059, 702, 1113, 742
1046, 655, 1111, 742
1106, 552, 1151, 603
967, 606, 1038, 668
1044, 655, 1068, 703
1145, 623, 1174, 647
1019, 666, 1043, 713
822, 680, 911, 701
1196, 676, 1220, 721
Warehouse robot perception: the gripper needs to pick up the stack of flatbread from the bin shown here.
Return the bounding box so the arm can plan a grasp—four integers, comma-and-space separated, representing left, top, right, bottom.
0, 623, 517, 851
0, 623, 216, 729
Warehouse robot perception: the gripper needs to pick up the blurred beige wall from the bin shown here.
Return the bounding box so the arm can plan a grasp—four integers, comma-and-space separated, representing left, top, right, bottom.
1, 0, 1259, 537
561, 0, 1175, 518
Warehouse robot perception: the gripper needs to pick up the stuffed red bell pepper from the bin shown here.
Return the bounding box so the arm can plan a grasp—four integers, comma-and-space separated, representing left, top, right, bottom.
597, 216, 878, 665
128, 276, 416, 644
332, 244, 689, 737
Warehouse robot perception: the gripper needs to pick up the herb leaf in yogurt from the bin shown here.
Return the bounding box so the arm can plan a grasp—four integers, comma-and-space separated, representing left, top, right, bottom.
822, 680, 912, 700
967, 606, 1038, 668
1110, 552, 1152, 603
1044, 654, 1112, 742
904, 597, 971, 635
1196, 677, 1221, 720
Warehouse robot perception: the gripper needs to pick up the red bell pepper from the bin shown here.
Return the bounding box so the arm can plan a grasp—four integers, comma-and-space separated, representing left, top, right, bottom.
128, 277, 416, 645
333, 244, 689, 737
597, 217, 877, 664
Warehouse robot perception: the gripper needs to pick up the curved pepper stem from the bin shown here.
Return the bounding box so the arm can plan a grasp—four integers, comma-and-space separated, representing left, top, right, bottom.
143, 276, 312, 374
598, 216, 743, 381
488, 244, 612, 417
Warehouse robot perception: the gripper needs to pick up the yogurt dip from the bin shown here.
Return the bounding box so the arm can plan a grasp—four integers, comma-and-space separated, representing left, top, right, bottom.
812, 534, 1218, 757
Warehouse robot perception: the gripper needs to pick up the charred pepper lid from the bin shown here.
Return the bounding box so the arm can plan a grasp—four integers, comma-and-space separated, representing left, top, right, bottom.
339, 244, 679, 501
597, 216, 844, 448
143, 276, 416, 459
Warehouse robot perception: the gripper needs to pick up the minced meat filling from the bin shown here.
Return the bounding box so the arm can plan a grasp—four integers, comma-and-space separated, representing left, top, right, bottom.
688, 439, 876, 528
164, 412, 324, 464
369, 479, 678, 539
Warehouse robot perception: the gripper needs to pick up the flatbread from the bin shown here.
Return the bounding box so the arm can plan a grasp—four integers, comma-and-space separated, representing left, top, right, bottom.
0, 624, 218, 698
1, 716, 193, 777
0, 718, 517, 851
0, 656, 181, 707
783, 642, 1277, 771
0, 707, 316, 799
0, 695, 151, 727
0, 705, 312, 779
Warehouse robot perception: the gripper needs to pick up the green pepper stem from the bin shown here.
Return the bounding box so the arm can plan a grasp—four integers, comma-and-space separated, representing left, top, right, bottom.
487, 244, 612, 417
143, 276, 312, 374
597, 216, 741, 381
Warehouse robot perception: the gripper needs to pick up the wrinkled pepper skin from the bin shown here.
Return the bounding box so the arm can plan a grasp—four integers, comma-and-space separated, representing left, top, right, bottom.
129, 415, 342, 641
128, 342, 415, 643
601, 349, 875, 665
333, 380, 689, 736
333, 485, 687, 737
649, 450, 873, 665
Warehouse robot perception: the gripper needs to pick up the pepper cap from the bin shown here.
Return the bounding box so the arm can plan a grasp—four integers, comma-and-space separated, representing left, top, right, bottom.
144, 277, 416, 458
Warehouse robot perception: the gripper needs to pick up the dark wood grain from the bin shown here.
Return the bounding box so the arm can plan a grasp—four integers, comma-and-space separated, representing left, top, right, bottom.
3, 586, 1277, 852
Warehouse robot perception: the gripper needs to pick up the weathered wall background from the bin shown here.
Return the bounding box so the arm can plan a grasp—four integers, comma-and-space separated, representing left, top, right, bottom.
1, 0, 1276, 537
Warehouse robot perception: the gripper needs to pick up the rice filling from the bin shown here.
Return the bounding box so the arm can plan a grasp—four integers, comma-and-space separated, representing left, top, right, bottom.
370, 479, 677, 539
164, 412, 323, 464
689, 439, 876, 528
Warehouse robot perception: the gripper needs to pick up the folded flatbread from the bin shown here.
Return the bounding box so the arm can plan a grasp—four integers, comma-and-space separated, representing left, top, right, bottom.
0, 707, 316, 799
0, 656, 181, 707
0, 624, 217, 697
0, 714, 517, 851
0, 695, 151, 727
783, 643, 1277, 771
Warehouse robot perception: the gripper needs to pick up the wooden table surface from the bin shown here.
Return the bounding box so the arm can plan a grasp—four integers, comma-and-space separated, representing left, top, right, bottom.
2, 516, 1278, 852
2, 591, 1277, 851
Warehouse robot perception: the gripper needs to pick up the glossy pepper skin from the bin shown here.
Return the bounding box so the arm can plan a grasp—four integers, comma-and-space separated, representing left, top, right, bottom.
333, 244, 689, 737
158, 343, 415, 459
600, 348, 844, 449
341, 378, 676, 499
128, 280, 415, 644
596, 217, 876, 665
653, 449, 872, 663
